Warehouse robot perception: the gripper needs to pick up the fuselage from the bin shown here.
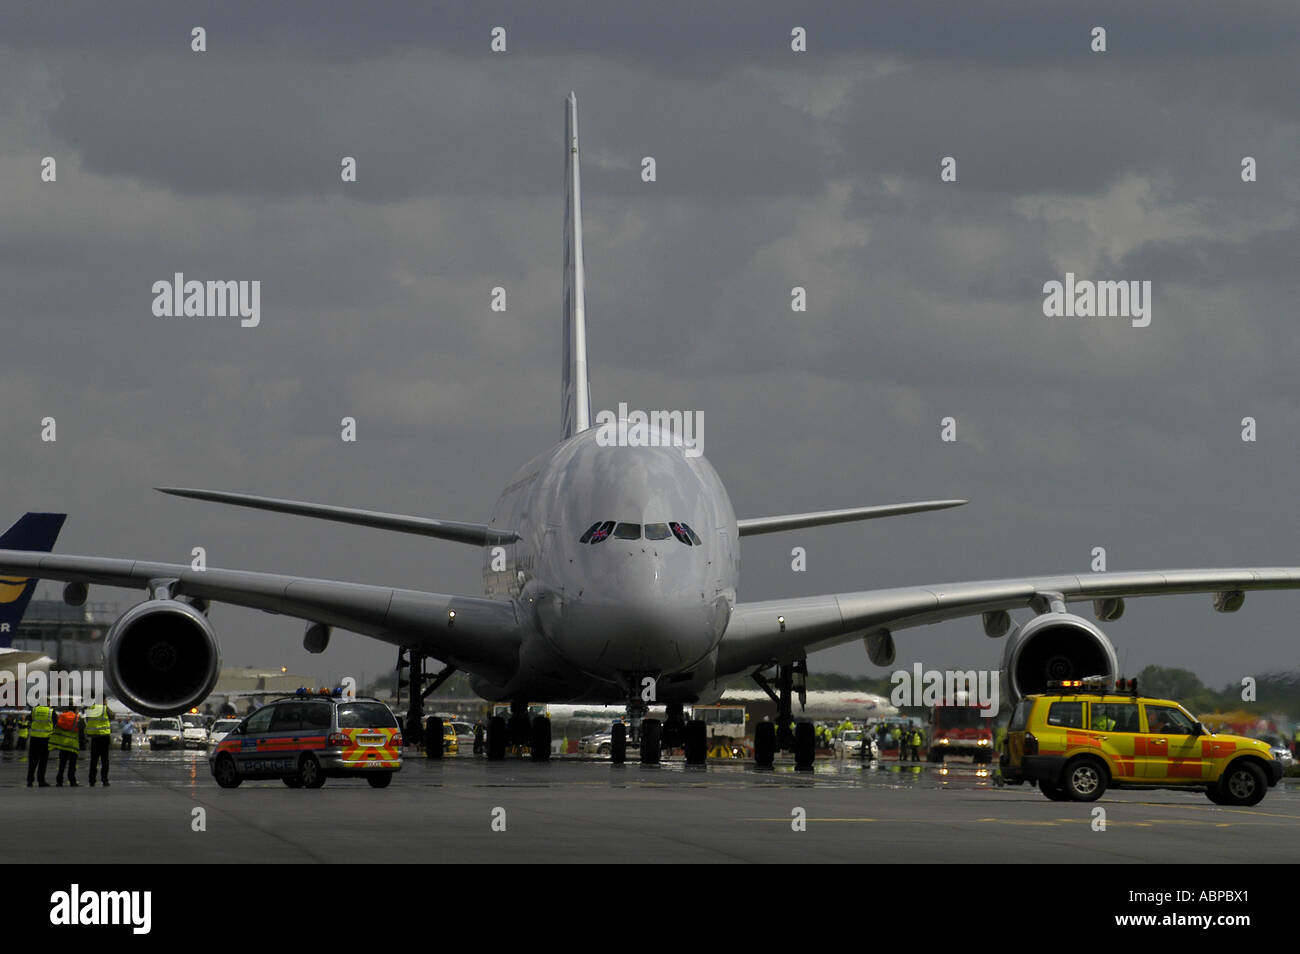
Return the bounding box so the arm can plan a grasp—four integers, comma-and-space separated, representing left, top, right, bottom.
477, 427, 738, 703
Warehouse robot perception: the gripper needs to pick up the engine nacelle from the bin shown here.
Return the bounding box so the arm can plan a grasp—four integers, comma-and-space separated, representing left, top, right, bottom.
103, 600, 222, 716
1001, 612, 1117, 703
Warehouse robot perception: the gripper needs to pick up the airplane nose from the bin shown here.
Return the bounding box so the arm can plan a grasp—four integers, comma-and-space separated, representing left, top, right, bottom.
547, 554, 715, 672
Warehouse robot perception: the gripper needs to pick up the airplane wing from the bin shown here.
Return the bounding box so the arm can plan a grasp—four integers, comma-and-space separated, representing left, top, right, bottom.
717, 568, 1300, 673
737, 499, 967, 536
0, 550, 522, 682
156, 487, 517, 546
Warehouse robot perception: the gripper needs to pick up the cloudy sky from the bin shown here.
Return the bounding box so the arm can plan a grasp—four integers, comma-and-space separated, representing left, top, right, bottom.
2, 1, 1298, 696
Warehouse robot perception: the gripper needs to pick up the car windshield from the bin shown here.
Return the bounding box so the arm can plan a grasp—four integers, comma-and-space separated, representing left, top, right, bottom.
212, 721, 239, 732
182, 714, 205, 727
149, 719, 179, 730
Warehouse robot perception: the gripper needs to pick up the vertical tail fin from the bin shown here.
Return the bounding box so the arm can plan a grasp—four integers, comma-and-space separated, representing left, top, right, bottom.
0, 512, 66, 648
562, 91, 591, 438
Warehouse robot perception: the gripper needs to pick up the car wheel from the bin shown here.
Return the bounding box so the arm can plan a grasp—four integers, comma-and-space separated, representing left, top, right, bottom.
1205, 787, 1230, 805
366, 773, 393, 789
1219, 761, 1267, 806
213, 755, 241, 789
597, 743, 610, 756
282, 777, 303, 788
1063, 757, 1107, 801
1040, 780, 1071, 801
298, 753, 326, 789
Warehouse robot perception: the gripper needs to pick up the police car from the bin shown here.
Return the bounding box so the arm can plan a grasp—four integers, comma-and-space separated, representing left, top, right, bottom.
1001, 678, 1283, 805
209, 689, 402, 789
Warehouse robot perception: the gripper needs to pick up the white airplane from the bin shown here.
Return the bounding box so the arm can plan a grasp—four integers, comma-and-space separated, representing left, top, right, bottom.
2, 94, 1299, 765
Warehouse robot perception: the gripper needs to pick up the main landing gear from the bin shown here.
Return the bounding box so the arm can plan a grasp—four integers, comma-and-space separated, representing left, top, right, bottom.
753, 660, 815, 770
485, 699, 551, 761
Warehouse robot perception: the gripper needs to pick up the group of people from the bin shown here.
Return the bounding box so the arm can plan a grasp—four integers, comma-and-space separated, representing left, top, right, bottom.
16, 704, 115, 788
821, 719, 926, 760
888, 724, 926, 760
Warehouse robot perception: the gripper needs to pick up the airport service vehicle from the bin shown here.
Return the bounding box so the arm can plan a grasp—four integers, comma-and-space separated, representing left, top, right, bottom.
147, 717, 183, 750
8, 96, 1300, 774
181, 713, 209, 749
210, 690, 402, 789
928, 695, 995, 764
1251, 734, 1295, 769
207, 718, 241, 747
833, 729, 876, 759
1002, 679, 1283, 805
688, 705, 746, 739
442, 722, 459, 755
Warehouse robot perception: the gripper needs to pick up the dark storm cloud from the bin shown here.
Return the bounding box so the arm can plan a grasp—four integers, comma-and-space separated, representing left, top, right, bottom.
1, 0, 1299, 691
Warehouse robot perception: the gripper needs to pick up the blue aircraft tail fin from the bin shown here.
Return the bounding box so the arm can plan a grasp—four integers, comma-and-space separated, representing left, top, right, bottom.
0, 512, 66, 648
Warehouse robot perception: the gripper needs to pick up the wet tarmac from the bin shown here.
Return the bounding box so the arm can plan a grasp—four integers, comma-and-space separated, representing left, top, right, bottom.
2, 747, 1297, 863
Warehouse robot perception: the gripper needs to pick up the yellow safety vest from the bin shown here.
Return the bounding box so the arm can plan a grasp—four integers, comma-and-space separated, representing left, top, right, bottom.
84, 705, 111, 736
49, 719, 79, 753
29, 706, 54, 739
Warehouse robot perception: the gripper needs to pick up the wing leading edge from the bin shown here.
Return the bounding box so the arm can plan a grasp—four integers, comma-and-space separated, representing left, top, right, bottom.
157, 487, 518, 546
718, 568, 1300, 674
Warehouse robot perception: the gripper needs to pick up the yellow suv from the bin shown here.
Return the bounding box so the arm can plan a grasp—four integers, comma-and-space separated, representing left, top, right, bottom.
1001, 679, 1282, 805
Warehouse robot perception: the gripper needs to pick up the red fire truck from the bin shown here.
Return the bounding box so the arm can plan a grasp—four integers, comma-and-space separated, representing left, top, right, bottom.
928, 692, 995, 763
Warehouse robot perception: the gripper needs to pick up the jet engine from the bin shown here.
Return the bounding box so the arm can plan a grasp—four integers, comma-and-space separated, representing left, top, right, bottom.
1001, 612, 1117, 702
103, 600, 222, 716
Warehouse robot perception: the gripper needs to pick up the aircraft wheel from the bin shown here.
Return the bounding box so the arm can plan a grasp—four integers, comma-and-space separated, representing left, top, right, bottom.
684, 720, 707, 766
610, 723, 627, 764
530, 716, 551, 762
425, 717, 443, 760
640, 719, 661, 764
754, 722, 775, 768
794, 722, 815, 771
486, 716, 507, 760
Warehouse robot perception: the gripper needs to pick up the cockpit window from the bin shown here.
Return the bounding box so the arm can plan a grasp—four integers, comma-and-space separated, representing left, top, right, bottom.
584, 521, 699, 545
